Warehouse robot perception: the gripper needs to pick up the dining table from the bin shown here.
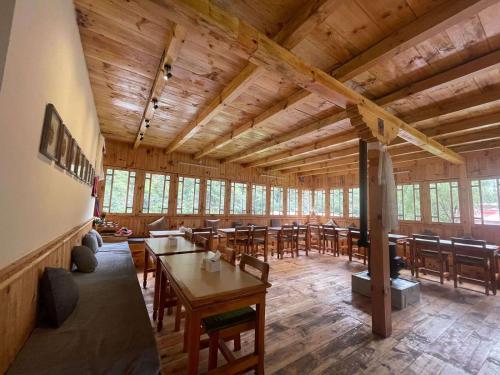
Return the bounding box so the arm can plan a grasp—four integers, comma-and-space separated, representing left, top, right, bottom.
143, 237, 205, 323
149, 229, 185, 238
158, 252, 268, 374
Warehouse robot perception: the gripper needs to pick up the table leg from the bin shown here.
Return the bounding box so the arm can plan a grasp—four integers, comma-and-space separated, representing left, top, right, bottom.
157, 271, 166, 331
186, 311, 201, 375
153, 258, 161, 321
143, 249, 149, 289
255, 295, 266, 374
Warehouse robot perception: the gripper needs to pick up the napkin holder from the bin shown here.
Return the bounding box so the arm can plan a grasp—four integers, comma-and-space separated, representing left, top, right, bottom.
201, 251, 221, 272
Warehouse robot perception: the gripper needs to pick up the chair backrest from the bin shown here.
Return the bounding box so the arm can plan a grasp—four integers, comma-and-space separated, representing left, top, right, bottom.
192, 227, 213, 249
235, 226, 252, 241
270, 219, 281, 228
217, 245, 236, 265
308, 223, 321, 235
147, 216, 167, 231
251, 226, 268, 241
204, 219, 220, 231
413, 234, 440, 253
240, 254, 270, 283
323, 225, 336, 237
279, 224, 295, 238
451, 237, 489, 258
231, 221, 243, 228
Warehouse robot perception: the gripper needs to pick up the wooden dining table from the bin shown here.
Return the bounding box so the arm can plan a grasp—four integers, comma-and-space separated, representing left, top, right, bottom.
158, 252, 268, 374
144, 237, 205, 323
149, 229, 185, 238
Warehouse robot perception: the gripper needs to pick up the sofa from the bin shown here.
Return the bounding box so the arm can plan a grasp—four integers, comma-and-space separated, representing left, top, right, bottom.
8, 242, 160, 375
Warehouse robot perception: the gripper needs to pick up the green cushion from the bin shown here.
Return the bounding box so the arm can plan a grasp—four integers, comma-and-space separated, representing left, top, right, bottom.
202, 307, 255, 333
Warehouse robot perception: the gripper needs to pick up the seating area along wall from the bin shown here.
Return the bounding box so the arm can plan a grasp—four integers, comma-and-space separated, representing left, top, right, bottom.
0, 220, 93, 374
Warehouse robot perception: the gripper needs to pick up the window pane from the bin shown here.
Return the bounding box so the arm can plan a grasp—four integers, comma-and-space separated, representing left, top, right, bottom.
330, 188, 343, 217
143, 173, 170, 214
177, 176, 200, 214
302, 190, 312, 215
231, 182, 247, 214
206, 179, 225, 215
472, 179, 500, 225
252, 184, 266, 215
287, 188, 298, 215
396, 184, 421, 221
314, 190, 325, 216
429, 181, 460, 223
349, 187, 360, 218
270, 186, 283, 215
103, 169, 136, 214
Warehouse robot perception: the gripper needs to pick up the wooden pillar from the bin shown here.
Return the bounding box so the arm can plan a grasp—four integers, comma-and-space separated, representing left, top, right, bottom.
458, 164, 472, 236
367, 142, 392, 338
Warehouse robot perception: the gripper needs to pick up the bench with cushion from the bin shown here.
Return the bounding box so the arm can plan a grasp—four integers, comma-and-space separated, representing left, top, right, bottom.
8, 242, 160, 375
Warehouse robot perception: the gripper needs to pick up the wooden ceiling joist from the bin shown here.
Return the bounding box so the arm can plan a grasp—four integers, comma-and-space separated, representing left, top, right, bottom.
331, 0, 499, 82
192, 0, 348, 159
133, 23, 186, 148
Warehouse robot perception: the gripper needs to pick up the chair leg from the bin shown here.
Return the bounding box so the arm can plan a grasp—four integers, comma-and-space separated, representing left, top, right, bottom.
208, 332, 219, 370
453, 262, 458, 289
174, 302, 182, 332
234, 334, 241, 351
439, 259, 444, 284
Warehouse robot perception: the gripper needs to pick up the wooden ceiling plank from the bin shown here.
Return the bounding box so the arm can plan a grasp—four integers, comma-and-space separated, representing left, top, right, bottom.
133, 24, 187, 148
331, 0, 499, 82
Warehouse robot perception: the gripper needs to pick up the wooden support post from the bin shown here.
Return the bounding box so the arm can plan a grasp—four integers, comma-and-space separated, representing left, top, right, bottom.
458, 164, 472, 236
367, 142, 392, 338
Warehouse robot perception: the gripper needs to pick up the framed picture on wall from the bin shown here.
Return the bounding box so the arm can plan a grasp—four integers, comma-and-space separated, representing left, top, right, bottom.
79, 153, 86, 180
39, 103, 63, 161
88, 164, 94, 185
69, 139, 78, 174
56, 125, 72, 170
72, 146, 81, 177
84, 160, 90, 184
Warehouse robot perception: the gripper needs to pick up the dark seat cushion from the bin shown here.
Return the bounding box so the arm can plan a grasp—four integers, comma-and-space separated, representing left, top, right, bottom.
202, 307, 256, 333
71, 246, 98, 273
39, 268, 79, 328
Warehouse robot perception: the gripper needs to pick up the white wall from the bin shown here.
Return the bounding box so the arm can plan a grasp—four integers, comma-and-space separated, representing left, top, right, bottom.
0, 0, 101, 269
0, 0, 16, 92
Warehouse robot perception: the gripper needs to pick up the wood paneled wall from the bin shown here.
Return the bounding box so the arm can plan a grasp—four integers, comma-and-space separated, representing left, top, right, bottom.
307, 148, 500, 245
101, 140, 316, 237
0, 220, 93, 374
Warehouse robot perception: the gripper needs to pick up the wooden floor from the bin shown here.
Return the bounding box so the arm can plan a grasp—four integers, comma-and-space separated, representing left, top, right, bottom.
139, 252, 500, 374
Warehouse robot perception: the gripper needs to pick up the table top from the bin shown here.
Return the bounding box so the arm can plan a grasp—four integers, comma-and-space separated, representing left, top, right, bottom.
159, 253, 267, 308
149, 230, 185, 237
407, 237, 498, 251
145, 237, 204, 256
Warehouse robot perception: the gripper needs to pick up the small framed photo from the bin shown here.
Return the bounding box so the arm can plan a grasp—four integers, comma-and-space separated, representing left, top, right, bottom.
73, 146, 81, 177
69, 139, 78, 174
56, 125, 72, 170
88, 164, 94, 185
39, 104, 63, 161
84, 160, 90, 184
79, 153, 86, 180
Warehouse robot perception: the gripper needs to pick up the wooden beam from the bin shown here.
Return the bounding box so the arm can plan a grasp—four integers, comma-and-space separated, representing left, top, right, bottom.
296, 162, 359, 177
267, 148, 358, 172
165, 63, 261, 153
134, 24, 186, 148
161, 0, 464, 164
331, 0, 499, 82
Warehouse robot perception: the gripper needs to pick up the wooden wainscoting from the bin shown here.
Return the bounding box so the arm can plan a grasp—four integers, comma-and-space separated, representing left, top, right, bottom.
0, 219, 93, 373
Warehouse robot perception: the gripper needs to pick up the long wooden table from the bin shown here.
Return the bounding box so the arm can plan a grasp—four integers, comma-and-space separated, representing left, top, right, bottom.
149, 229, 185, 238
158, 252, 268, 374
144, 237, 205, 323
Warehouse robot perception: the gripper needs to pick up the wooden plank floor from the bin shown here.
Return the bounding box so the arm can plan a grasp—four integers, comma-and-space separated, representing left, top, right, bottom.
139, 252, 500, 374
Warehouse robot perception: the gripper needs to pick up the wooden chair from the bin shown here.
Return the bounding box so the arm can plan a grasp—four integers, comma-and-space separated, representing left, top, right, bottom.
277, 225, 297, 259
323, 225, 338, 256
412, 234, 449, 284
233, 226, 252, 256
347, 229, 368, 264
296, 225, 309, 256
308, 224, 323, 253
192, 227, 213, 250
451, 238, 496, 295
202, 254, 270, 371
250, 226, 269, 262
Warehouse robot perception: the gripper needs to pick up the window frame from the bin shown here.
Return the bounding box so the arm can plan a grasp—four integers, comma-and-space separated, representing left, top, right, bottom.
287, 187, 299, 216
206, 178, 226, 215
302, 189, 313, 215
251, 184, 267, 216
142, 171, 171, 214
429, 180, 461, 224
102, 168, 136, 214
270, 186, 284, 216
230, 181, 248, 215
348, 187, 360, 218
471, 178, 500, 225
176, 175, 201, 215
314, 189, 326, 216
396, 183, 421, 222
330, 188, 343, 217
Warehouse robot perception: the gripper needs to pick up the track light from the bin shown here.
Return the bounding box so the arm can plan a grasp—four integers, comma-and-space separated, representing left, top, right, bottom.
152, 99, 159, 110
163, 64, 172, 80
145, 119, 150, 128
140, 136, 144, 141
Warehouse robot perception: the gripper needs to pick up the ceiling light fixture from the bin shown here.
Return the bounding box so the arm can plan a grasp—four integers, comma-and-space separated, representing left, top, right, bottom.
152, 99, 159, 110
163, 64, 172, 80
145, 119, 150, 128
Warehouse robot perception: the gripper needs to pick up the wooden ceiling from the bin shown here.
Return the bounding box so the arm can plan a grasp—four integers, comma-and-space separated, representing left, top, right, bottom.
75, 0, 500, 176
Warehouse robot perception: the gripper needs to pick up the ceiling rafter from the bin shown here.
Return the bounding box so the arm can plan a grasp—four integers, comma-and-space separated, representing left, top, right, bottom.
133, 23, 186, 148
192, 0, 347, 159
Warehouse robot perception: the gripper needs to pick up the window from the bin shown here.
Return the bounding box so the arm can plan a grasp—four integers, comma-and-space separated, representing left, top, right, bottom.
142, 173, 170, 214
348, 187, 360, 218
252, 184, 266, 215
287, 188, 298, 215
314, 190, 325, 216
231, 182, 248, 214
302, 190, 312, 215
270, 187, 284, 215
472, 178, 500, 225
330, 188, 343, 217
103, 168, 136, 213
206, 179, 225, 215
429, 181, 460, 223
177, 176, 200, 214
396, 184, 421, 221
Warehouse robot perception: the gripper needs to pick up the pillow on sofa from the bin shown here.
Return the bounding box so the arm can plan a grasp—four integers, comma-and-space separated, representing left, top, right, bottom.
39, 267, 79, 328
90, 229, 103, 247
82, 233, 99, 253
71, 246, 98, 273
